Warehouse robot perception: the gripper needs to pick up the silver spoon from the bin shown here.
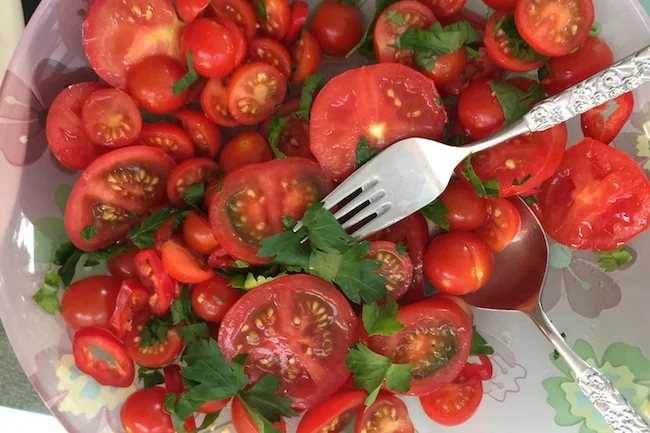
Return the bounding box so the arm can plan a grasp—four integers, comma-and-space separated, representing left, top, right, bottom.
462, 198, 650, 433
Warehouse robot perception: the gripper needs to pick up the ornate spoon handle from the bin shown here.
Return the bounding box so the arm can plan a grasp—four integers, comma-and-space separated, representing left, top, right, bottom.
524, 44, 650, 132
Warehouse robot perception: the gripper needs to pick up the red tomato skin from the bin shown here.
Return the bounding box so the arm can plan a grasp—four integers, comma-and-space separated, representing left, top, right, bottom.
297, 390, 366, 433
581, 92, 635, 145
354, 393, 414, 433
482, 0, 517, 10
125, 314, 185, 368
175, 109, 222, 158
73, 326, 135, 387
312, 1, 364, 57
232, 397, 287, 433
418, 0, 466, 17
219, 131, 273, 172
439, 181, 488, 231
161, 241, 215, 284
458, 80, 504, 140
368, 241, 414, 302
61, 275, 121, 331
109, 279, 150, 338
291, 30, 322, 83
183, 211, 220, 255
474, 198, 522, 253
259, 99, 313, 159
108, 244, 140, 281
420, 375, 483, 426
81, 88, 143, 147
214, 16, 248, 67
210, 0, 258, 42
484, 12, 545, 73
201, 77, 240, 127
126, 55, 189, 114
248, 38, 293, 79
167, 158, 220, 207
198, 398, 231, 414
181, 18, 237, 78
423, 49, 468, 86
177, 0, 211, 23
191, 274, 242, 323
258, 0, 292, 41
228, 62, 288, 124
283, 1, 309, 46
138, 122, 195, 162
134, 250, 177, 316
121, 387, 175, 433
461, 354, 493, 381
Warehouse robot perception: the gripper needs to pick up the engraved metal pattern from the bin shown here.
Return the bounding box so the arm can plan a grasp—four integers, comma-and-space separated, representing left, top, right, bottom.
525, 45, 650, 132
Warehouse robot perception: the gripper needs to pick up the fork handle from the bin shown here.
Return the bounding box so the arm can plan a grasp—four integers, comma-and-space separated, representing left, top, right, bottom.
524, 44, 650, 132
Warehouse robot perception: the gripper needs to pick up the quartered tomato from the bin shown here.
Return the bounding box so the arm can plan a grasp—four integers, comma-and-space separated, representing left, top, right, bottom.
175, 110, 222, 158
201, 78, 239, 127
210, 158, 332, 264
214, 16, 248, 67
458, 80, 504, 140
210, 0, 258, 42
310, 63, 447, 182
291, 30, 322, 83
232, 396, 287, 433
161, 241, 215, 284
475, 198, 522, 253
354, 393, 414, 433
109, 279, 150, 338
535, 138, 650, 251
138, 122, 195, 162
373, 1, 436, 65
46, 82, 108, 170
260, 99, 313, 159
220, 131, 273, 172
64, 146, 176, 251
191, 274, 241, 322
177, 0, 210, 23
121, 387, 175, 433
183, 211, 220, 255
368, 241, 413, 302
227, 62, 288, 125
515, 0, 594, 57
420, 374, 483, 426
283, 0, 309, 46
581, 92, 634, 144
108, 243, 140, 280
134, 250, 177, 316
125, 313, 184, 367
438, 181, 488, 231
154, 217, 184, 255
126, 55, 189, 114
368, 296, 472, 395
248, 38, 293, 79
61, 275, 121, 331
81, 89, 143, 147
83, 0, 183, 88
297, 390, 366, 433
312, 0, 364, 57
167, 158, 220, 207
484, 12, 545, 73
73, 326, 135, 387
257, 0, 291, 40
181, 18, 237, 78
218, 275, 358, 410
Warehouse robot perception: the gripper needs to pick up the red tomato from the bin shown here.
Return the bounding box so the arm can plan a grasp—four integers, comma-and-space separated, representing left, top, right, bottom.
482, 0, 517, 10
420, 375, 483, 426
418, 0, 466, 17
108, 244, 140, 280
368, 296, 472, 395
163, 365, 197, 432
438, 7, 487, 29
220, 131, 273, 172
373, 1, 436, 65
214, 16, 248, 67
198, 398, 231, 413
258, 0, 291, 40
81, 89, 142, 147
83, 0, 183, 88
73, 326, 135, 387
368, 241, 413, 302
423, 48, 468, 86
283, 1, 309, 46
138, 122, 195, 162
354, 393, 414, 433
191, 274, 242, 322
475, 198, 522, 253
312, 1, 363, 57
458, 80, 504, 140
204, 177, 224, 210
461, 354, 493, 381
260, 99, 313, 159
516, 0, 594, 57
46, 82, 108, 170
228, 62, 288, 125
181, 18, 237, 78
126, 56, 189, 114
248, 38, 292, 79
291, 30, 322, 83
64, 146, 176, 251
109, 279, 150, 338
232, 396, 287, 433
125, 313, 184, 367
154, 217, 184, 255
177, 0, 210, 23
540, 36, 613, 96
439, 181, 488, 231
207, 247, 239, 269
581, 92, 634, 144
484, 12, 545, 73
210, 158, 332, 264
297, 390, 366, 433
210, 0, 258, 41
167, 158, 220, 207
121, 387, 175, 433
201, 78, 239, 127
134, 250, 177, 316
183, 211, 219, 255
437, 46, 505, 97
61, 275, 121, 331
424, 232, 494, 295
161, 241, 215, 284
175, 109, 222, 158
536, 138, 650, 251
310, 63, 447, 182
219, 275, 358, 410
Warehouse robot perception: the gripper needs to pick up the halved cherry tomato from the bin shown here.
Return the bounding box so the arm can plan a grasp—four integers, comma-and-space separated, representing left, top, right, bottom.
191, 274, 242, 322
175, 109, 222, 158
424, 232, 494, 296
210, 158, 332, 264
121, 387, 175, 433
134, 249, 177, 316
81, 88, 143, 147
204, 177, 224, 210
126, 55, 189, 114
373, 1, 436, 65
228, 62, 288, 124
260, 99, 313, 159
283, 1, 309, 46
167, 158, 220, 207
164, 365, 197, 431
461, 354, 493, 381
422, 48, 468, 86
61, 275, 121, 331
475, 198, 522, 253
46, 82, 108, 170
482, 0, 517, 10
125, 313, 184, 367
438, 180, 488, 231
219, 275, 357, 411
420, 374, 483, 426
291, 30, 322, 83
177, 0, 210, 23
109, 279, 150, 338
64, 146, 176, 251
536, 138, 650, 251
181, 18, 237, 78
257, 0, 291, 40
457, 79, 504, 140
484, 12, 545, 73
183, 211, 220, 255
354, 393, 414, 433
232, 396, 287, 433
581, 92, 634, 144
310, 63, 447, 182
198, 398, 231, 414
214, 16, 248, 67
368, 241, 413, 302
312, 0, 364, 57
83, 0, 183, 88
220, 131, 273, 173
161, 241, 215, 284
154, 217, 183, 255
108, 243, 140, 280
210, 0, 258, 42
201, 78, 239, 127
438, 7, 487, 30
297, 390, 366, 433
515, 0, 594, 57
138, 122, 195, 162
73, 326, 135, 387
248, 38, 293, 79
419, 0, 466, 17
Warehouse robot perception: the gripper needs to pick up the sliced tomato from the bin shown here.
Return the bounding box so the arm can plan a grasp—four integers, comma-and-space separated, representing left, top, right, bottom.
367, 296, 472, 396
64, 146, 176, 251
220, 130, 274, 172
61, 275, 121, 331
183, 211, 219, 255
248, 38, 293, 79
181, 18, 237, 78
161, 241, 215, 284
134, 250, 177, 316
214, 17, 248, 67
121, 387, 175, 433
73, 326, 135, 387
177, 0, 210, 23
482, 0, 517, 10
81, 88, 143, 147
374, 1, 436, 65
484, 12, 545, 73
438, 180, 488, 231
210, 158, 332, 264
167, 158, 220, 207
368, 241, 413, 302
310, 63, 447, 182
210, 0, 258, 41
108, 243, 140, 280
581, 92, 634, 145
420, 374, 483, 426
109, 279, 150, 338
227, 62, 288, 125
198, 398, 231, 414
205, 177, 224, 210
191, 274, 242, 322
535, 138, 650, 251
154, 217, 183, 255
475, 198, 522, 253
125, 313, 184, 368
175, 109, 222, 158
291, 30, 322, 83
125, 55, 189, 114
283, 0, 309, 46
260, 99, 313, 159
461, 354, 493, 381
354, 393, 414, 433
232, 396, 287, 433
437, 46, 505, 97
138, 122, 195, 162
201, 78, 239, 127
83, 0, 183, 88
297, 390, 366, 433
258, 0, 291, 40
420, 0, 466, 17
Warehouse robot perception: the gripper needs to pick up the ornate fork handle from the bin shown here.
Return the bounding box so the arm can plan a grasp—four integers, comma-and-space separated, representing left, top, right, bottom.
524, 44, 650, 132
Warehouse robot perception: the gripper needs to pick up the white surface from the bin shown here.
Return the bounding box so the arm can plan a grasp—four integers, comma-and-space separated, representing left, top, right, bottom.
0, 406, 67, 433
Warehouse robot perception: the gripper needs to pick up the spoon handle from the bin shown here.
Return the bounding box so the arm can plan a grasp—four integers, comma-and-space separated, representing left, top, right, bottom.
529, 305, 650, 433
524, 44, 650, 132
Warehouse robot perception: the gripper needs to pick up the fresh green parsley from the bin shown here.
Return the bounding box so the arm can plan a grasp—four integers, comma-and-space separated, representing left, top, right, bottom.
590, 22, 602, 37
256, 0, 267, 21
595, 246, 633, 273
173, 51, 199, 96
362, 300, 404, 336
139, 316, 172, 348
524, 195, 539, 206
421, 199, 449, 230
227, 272, 286, 291
239, 374, 297, 422
128, 207, 189, 249
489, 81, 545, 126
295, 72, 325, 121
552, 332, 567, 360
355, 136, 378, 168
493, 14, 546, 63
138, 367, 165, 389
471, 326, 495, 356
53, 242, 84, 287
512, 174, 533, 186
461, 156, 500, 198
183, 183, 206, 211
282, 215, 297, 230
170, 290, 195, 325
385, 10, 405, 25
81, 224, 98, 244
177, 322, 211, 347
84, 243, 131, 266
395, 242, 408, 257
346, 0, 398, 58
267, 114, 290, 159
33, 267, 63, 314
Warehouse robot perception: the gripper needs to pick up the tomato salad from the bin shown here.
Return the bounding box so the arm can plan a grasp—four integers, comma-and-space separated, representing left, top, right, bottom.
36, 0, 650, 432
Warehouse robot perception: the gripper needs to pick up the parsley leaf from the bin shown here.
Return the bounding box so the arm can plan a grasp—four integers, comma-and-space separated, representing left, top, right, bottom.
489, 81, 545, 126
471, 326, 495, 356
346, 0, 398, 58
395, 242, 408, 256
385, 10, 405, 25
183, 183, 206, 211
227, 272, 286, 291
282, 216, 297, 230
238, 397, 282, 433
239, 375, 297, 422
513, 174, 533, 186
266, 114, 290, 159
177, 322, 211, 347
460, 156, 500, 198
362, 300, 404, 336
170, 290, 195, 325
81, 225, 97, 244
552, 332, 567, 360
334, 242, 385, 304
256, 0, 267, 21
301, 203, 354, 253
355, 136, 378, 168
84, 243, 131, 266
524, 195, 539, 206
173, 51, 199, 96
595, 246, 633, 273
128, 207, 188, 249
140, 316, 172, 348
53, 241, 78, 266
308, 250, 343, 281
58, 248, 83, 287
590, 22, 602, 37
258, 227, 311, 269
493, 14, 546, 63
421, 199, 449, 230
33, 267, 62, 314
138, 367, 164, 389
295, 72, 325, 121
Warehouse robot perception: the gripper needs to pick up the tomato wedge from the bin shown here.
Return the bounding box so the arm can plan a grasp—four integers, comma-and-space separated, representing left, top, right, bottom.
182, 211, 220, 255
167, 158, 220, 207
175, 110, 222, 159
161, 241, 215, 284
232, 396, 287, 433
310, 63, 447, 182
191, 274, 241, 322
177, 0, 210, 23
73, 326, 135, 387
420, 374, 483, 426
260, 99, 313, 159
248, 38, 293, 79
210, 0, 258, 42
581, 92, 634, 145
201, 78, 239, 127
297, 390, 366, 433
461, 355, 493, 381
81, 89, 143, 148
228, 62, 288, 125
220, 131, 273, 172
484, 12, 545, 73
257, 0, 291, 40
134, 249, 177, 316
291, 30, 322, 83
283, 0, 309, 46
475, 198, 522, 253
138, 122, 195, 162
124, 313, 184, 368
354, 393, 414, 433
125, 55, 190, 114
109, 278, 150, 338
218, 275, 358, 411
368, 241, 413, 302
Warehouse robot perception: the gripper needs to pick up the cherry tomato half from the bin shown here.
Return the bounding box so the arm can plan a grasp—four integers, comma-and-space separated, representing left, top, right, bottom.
121, 387, 175, 433
291, 30, 322, 83
354, 393, 414, 433
210, 0, 258, 41
474, 198, 522, 253
175, 109, 222, 158
138, 122, 195, 162
191, 274, 242, 322
109, 279, 150, 338
126, 55, 189, 114
81, 88, 143, 147
420, 374, 483, 426
161, 241, 215, 284
368, 241, 413, 302
201, 77, 239, 127
134, 249, 177, 316
248, 38, 293, 79
177, 0, 210, 23
61, 275, 121, 331
181, 18, 237, 78
125, 313, 184, 368
167, 157, 220, 207
438, 180, 488, 231
183, 211, 220, 255
283, 1, 309, 46
73, 326, 135, 387
220, 130, 273, 172
228, 62, 288, 124
484, 12, 545, 73
297, 390, 366, 433
257, 0, 291, 41
108, 243, 140, 280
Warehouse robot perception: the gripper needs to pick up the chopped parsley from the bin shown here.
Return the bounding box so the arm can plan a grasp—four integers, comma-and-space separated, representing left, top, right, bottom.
172, 51, 199, 96
354, 136, 378, 168
421, 199, 449, 230
460, 156, 500, 198
595, 246, 633, 273
362, 300, 404, 336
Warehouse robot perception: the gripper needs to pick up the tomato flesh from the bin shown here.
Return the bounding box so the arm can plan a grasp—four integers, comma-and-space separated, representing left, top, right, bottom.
484, 12, 545, 73
183, 211, 220, 255
210, 0, 258, 42
73, 326, 135, 387
475, 198, 522, 253
420, 374, 483, 426
125, 55, 189, 114
354, 393, 414, 433
175, 110, 222, 159
291, 30, 322, 83
220, 131, 274, 173
260, 99, 313, 159
228, 62, 288, 125
258, 0, 291, 40
138, 122, 195, 162
109, 278, 150, 338
581, 92, 635, 145
125, 314, 184, 367
61, 275, 121, 331
368, 241, 413, 302
283, 1, 309, 46
181, 18, 237, 78
297, 390, 366, 433
201, 77, 240, 127
161, 241, 215, 284
134, 249, 177, 316
81, 88, 143, 148
248, 38, 293, 79
177, 0, 210, 23
167, 158, 220, 207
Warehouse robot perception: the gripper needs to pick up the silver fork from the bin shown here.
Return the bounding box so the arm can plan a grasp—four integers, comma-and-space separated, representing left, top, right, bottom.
316, 43, 650, 239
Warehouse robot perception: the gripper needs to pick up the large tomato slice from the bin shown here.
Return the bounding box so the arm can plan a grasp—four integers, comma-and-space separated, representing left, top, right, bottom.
83, 0, 184, 88
218, 274, 358, 411
354, 393, 414, 433
535, 138, 650, 251
64, 146, 176, 251
209, 157, 333, 264
310, 63, 447, 182
297, 390, 366, 433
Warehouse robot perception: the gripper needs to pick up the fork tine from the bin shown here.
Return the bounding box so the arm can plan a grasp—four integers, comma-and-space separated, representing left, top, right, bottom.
341, 199, 390, 231
322, 174, 379, 211
350, 209, 398, 239
332, 186, 382, 222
